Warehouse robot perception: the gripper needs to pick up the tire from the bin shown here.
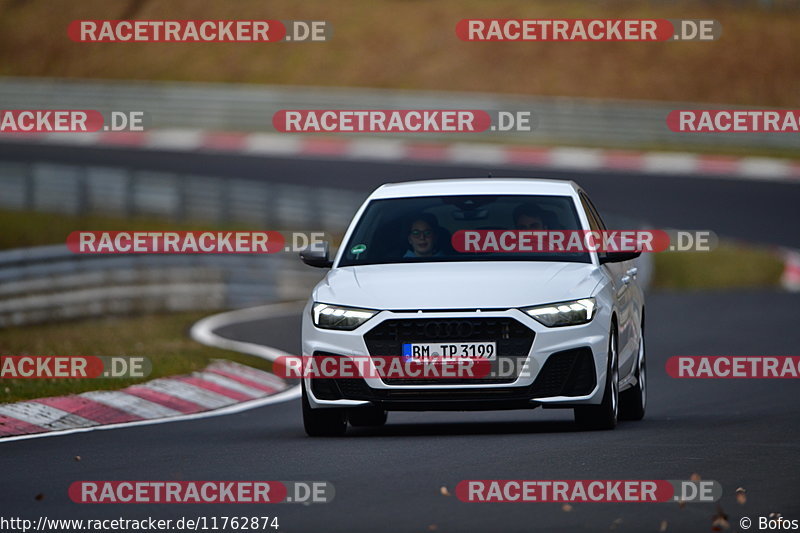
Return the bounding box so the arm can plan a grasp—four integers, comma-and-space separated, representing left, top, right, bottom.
574, 327, 619, 430
302, 381, 347, 437
620, 327, 646, 421
348, 406, 388, 427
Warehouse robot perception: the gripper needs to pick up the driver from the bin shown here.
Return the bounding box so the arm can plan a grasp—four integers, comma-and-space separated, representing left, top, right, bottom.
404, 214, 444, 258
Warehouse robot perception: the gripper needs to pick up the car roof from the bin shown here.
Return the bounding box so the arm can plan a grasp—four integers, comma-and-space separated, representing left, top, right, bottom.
369, 178, 580, 199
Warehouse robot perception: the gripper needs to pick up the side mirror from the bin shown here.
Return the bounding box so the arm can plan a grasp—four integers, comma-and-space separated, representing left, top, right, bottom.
599, 251, 641, 264
300, 242, 333, 268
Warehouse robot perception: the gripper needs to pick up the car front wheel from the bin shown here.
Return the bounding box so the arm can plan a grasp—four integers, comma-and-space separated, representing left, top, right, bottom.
302, 381, 347, 437
620, 327, 646, 421
574, 327, 619, 430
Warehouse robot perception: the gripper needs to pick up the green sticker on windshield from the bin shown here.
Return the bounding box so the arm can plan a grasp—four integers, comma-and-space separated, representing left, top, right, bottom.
351, 244, 367, 255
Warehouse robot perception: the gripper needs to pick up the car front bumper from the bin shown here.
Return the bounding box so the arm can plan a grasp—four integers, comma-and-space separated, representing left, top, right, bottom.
301, 301, 612, 411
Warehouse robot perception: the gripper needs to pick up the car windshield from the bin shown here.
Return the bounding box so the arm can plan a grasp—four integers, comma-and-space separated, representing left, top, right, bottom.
338, 194, 591, 267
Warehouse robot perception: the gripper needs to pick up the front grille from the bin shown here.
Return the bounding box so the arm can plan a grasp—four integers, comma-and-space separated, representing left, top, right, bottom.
364, 318, 532, 345
364, 318, 534, 385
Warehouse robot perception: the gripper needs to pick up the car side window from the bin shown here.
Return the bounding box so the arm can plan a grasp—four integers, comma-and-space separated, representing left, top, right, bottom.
579, 192, 613, 262
580, 192, 608, 231
579, 193, 602, 232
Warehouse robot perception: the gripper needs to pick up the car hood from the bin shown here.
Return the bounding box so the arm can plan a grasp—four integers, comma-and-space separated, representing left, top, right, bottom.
313, 261, 603, 310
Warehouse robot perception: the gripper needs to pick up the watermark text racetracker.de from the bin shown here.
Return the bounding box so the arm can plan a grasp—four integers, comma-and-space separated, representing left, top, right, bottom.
456, 19, 721, 42
456, 479, 721, 503
0, 355, 151, 379
66, 231, 327, 254
68, 481, 334, 504
0, 110, 147, 133
450, 229, 717, 254
273, 110, 535, 133
274, 354, 500, 380
68, 20, 331, 42
667, 110, 800, 132
667, 356, 800, 378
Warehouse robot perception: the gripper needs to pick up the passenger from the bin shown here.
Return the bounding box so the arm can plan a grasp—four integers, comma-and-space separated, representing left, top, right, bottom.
513, 203, 549, 230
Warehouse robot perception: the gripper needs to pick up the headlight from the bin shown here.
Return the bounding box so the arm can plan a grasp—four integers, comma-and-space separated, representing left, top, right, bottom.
312, 303, 377, 330
522, 298, 597, 327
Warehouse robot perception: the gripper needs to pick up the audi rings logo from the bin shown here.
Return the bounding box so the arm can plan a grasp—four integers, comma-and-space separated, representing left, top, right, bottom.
423, 321, 475, 339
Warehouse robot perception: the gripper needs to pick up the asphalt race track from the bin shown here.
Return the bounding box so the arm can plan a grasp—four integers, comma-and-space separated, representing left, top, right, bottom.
2, 143, 799, 532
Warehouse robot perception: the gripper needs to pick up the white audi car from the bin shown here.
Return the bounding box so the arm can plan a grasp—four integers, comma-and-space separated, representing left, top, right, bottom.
300, 178, 646, 436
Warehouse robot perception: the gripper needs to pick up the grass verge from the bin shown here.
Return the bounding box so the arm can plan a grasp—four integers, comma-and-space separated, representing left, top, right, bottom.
652, 243, 784, 290
0, 209, 253, 251
1, 0, 798, 107
0, 312, 276, 404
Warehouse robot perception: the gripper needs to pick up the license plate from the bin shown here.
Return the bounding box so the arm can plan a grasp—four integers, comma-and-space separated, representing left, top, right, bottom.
402, 342, 497, 361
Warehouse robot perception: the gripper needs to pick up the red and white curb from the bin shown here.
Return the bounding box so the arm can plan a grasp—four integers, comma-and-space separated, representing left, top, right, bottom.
0, 302, 303, 442
0, 361, 286, 439
2, 129, 800, 183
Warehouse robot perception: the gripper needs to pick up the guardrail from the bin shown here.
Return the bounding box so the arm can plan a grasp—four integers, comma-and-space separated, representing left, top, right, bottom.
0, 156, 364, 326
0, 245, 324, 327
1, 77, 796, 151
0, 157, 358, 326
0, 160, 367, 230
